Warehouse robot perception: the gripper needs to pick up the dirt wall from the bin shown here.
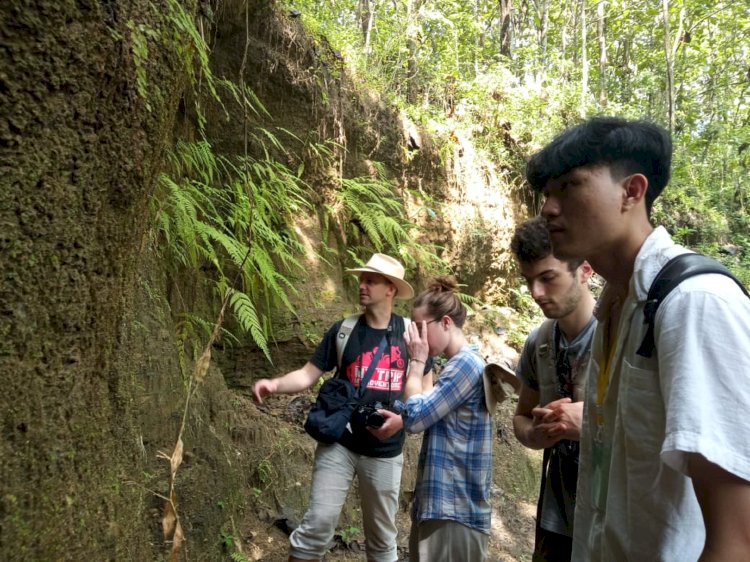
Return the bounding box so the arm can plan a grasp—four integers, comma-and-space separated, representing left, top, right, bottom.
0, 0, 187, 558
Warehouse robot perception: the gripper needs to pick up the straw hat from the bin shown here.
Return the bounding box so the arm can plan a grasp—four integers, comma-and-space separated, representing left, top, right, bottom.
483, 358, 520, 414
345, 253, 414, 300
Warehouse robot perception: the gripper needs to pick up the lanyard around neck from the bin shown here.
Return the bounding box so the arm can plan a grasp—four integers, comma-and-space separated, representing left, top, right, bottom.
595, 315, 619, 431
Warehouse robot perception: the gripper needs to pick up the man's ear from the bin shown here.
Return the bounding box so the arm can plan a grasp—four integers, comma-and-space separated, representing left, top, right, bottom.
386, 282, 398, 299
622, 173, 648, 211
578, 260, 594, 283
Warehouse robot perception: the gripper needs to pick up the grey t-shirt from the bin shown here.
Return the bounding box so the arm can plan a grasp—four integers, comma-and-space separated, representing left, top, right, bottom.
516, 317, 596, 536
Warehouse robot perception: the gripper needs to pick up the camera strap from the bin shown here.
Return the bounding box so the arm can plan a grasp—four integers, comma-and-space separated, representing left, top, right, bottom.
354, 332, 389, 402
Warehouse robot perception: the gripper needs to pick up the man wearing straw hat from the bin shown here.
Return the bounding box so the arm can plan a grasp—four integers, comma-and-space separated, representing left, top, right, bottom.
510, 217, 597, 562
253, 253, 425, 562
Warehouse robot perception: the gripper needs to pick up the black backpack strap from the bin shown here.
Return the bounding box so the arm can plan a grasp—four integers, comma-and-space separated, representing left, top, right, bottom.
637, 253, 749, 358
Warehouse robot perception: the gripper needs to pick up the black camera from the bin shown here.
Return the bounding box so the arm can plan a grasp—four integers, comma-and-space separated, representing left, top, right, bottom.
354, 402, 387, 428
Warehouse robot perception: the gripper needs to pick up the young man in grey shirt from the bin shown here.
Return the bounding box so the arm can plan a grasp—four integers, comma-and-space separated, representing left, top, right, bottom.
511, 217, 596, 561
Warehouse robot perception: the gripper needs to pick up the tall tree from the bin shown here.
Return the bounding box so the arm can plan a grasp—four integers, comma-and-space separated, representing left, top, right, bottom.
580, 0, 589, 113
406, 0, 422, 103
359, 0, 376, 55
661, 0, 685, 132
499, 0, 512, 57
597, 0, 607, 105
531, 0, 550, 84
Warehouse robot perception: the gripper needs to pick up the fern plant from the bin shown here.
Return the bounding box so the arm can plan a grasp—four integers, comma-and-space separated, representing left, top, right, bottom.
154, 132, 311, 362
323, 161, 444, 277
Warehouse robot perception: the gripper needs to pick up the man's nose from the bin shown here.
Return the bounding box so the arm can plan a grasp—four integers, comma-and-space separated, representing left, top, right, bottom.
541, 195, 559, 217
530, 281, 546, 300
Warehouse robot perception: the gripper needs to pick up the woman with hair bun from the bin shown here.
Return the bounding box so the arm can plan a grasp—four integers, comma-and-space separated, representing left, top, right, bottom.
402, 275, 492, 561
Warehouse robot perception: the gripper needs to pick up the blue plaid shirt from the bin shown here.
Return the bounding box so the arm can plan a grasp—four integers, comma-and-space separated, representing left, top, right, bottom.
404, 346, 492, 533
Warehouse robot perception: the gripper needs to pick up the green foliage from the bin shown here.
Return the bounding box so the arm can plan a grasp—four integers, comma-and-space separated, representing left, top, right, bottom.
337, 525, 361, 543
151, 4, 315, 360
325, 161, 446, 278
220, 530, 234, 548
163, 0, 748, 360
336, 171, 411, 251
126, 20, 157, 106
154, 1, 452, 367
287, 0, 749, 284
505, 285, 544, 350
456, 290, 483, 309
154, 131, 310, 361
165, 0, 220, 127
256, 459, 273, 485
221, 527, 250, 560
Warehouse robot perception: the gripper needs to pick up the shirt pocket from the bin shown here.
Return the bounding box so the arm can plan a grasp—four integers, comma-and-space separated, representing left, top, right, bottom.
619, 357, 665, 462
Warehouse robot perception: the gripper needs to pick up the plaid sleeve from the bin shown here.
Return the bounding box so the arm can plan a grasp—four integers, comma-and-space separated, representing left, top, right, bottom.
404, 351, 483, 433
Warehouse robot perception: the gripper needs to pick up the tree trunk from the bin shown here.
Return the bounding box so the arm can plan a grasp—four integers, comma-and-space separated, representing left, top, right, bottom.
662, 0, 675, 131
474, 0, 481, 75
406, 0, 420, 103
597, 0, 607, 106
580, 0, 589, 114
662, 0, 686, 132
499, 0, 512, 57
534, 0, 550, 85
359, 0, 376, 55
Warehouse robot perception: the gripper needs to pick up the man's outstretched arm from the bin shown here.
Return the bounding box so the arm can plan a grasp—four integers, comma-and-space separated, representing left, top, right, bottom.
252, 361, 324, 403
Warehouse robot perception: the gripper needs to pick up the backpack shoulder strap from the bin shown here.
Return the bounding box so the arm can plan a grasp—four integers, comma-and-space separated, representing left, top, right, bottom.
636, 253, 749, 358
531, 319, 555, 368
336, 314, 361, 370
533, 319, 557, 406
536, 319, 555, 354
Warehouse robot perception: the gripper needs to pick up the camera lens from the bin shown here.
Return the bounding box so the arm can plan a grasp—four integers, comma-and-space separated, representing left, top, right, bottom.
366, 411, 386, 428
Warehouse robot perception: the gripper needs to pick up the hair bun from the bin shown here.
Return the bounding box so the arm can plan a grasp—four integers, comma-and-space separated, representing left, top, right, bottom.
428, 275, 458, 293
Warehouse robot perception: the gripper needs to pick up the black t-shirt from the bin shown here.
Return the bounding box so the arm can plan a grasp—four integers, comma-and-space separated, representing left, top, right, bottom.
310, 314, 411, 458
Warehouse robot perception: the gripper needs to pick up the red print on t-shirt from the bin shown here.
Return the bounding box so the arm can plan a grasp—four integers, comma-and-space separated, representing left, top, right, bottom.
346, 345, 405, 392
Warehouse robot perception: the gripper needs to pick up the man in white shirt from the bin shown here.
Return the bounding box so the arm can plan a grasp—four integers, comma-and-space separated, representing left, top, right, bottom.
525, 116, 750, 561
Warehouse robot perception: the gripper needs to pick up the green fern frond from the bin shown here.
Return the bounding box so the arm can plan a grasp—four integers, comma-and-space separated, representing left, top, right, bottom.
166, 0, 218, 99
355, 213, 383, 249
457, 292, 484, 307
256, 127, 286, 152
275, 127, 302, 144
242, 86, 272, 119
246, 247, 295, 309
229, 551, 250, 562
155, 132, 314, 358
228, 289, 271, 362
